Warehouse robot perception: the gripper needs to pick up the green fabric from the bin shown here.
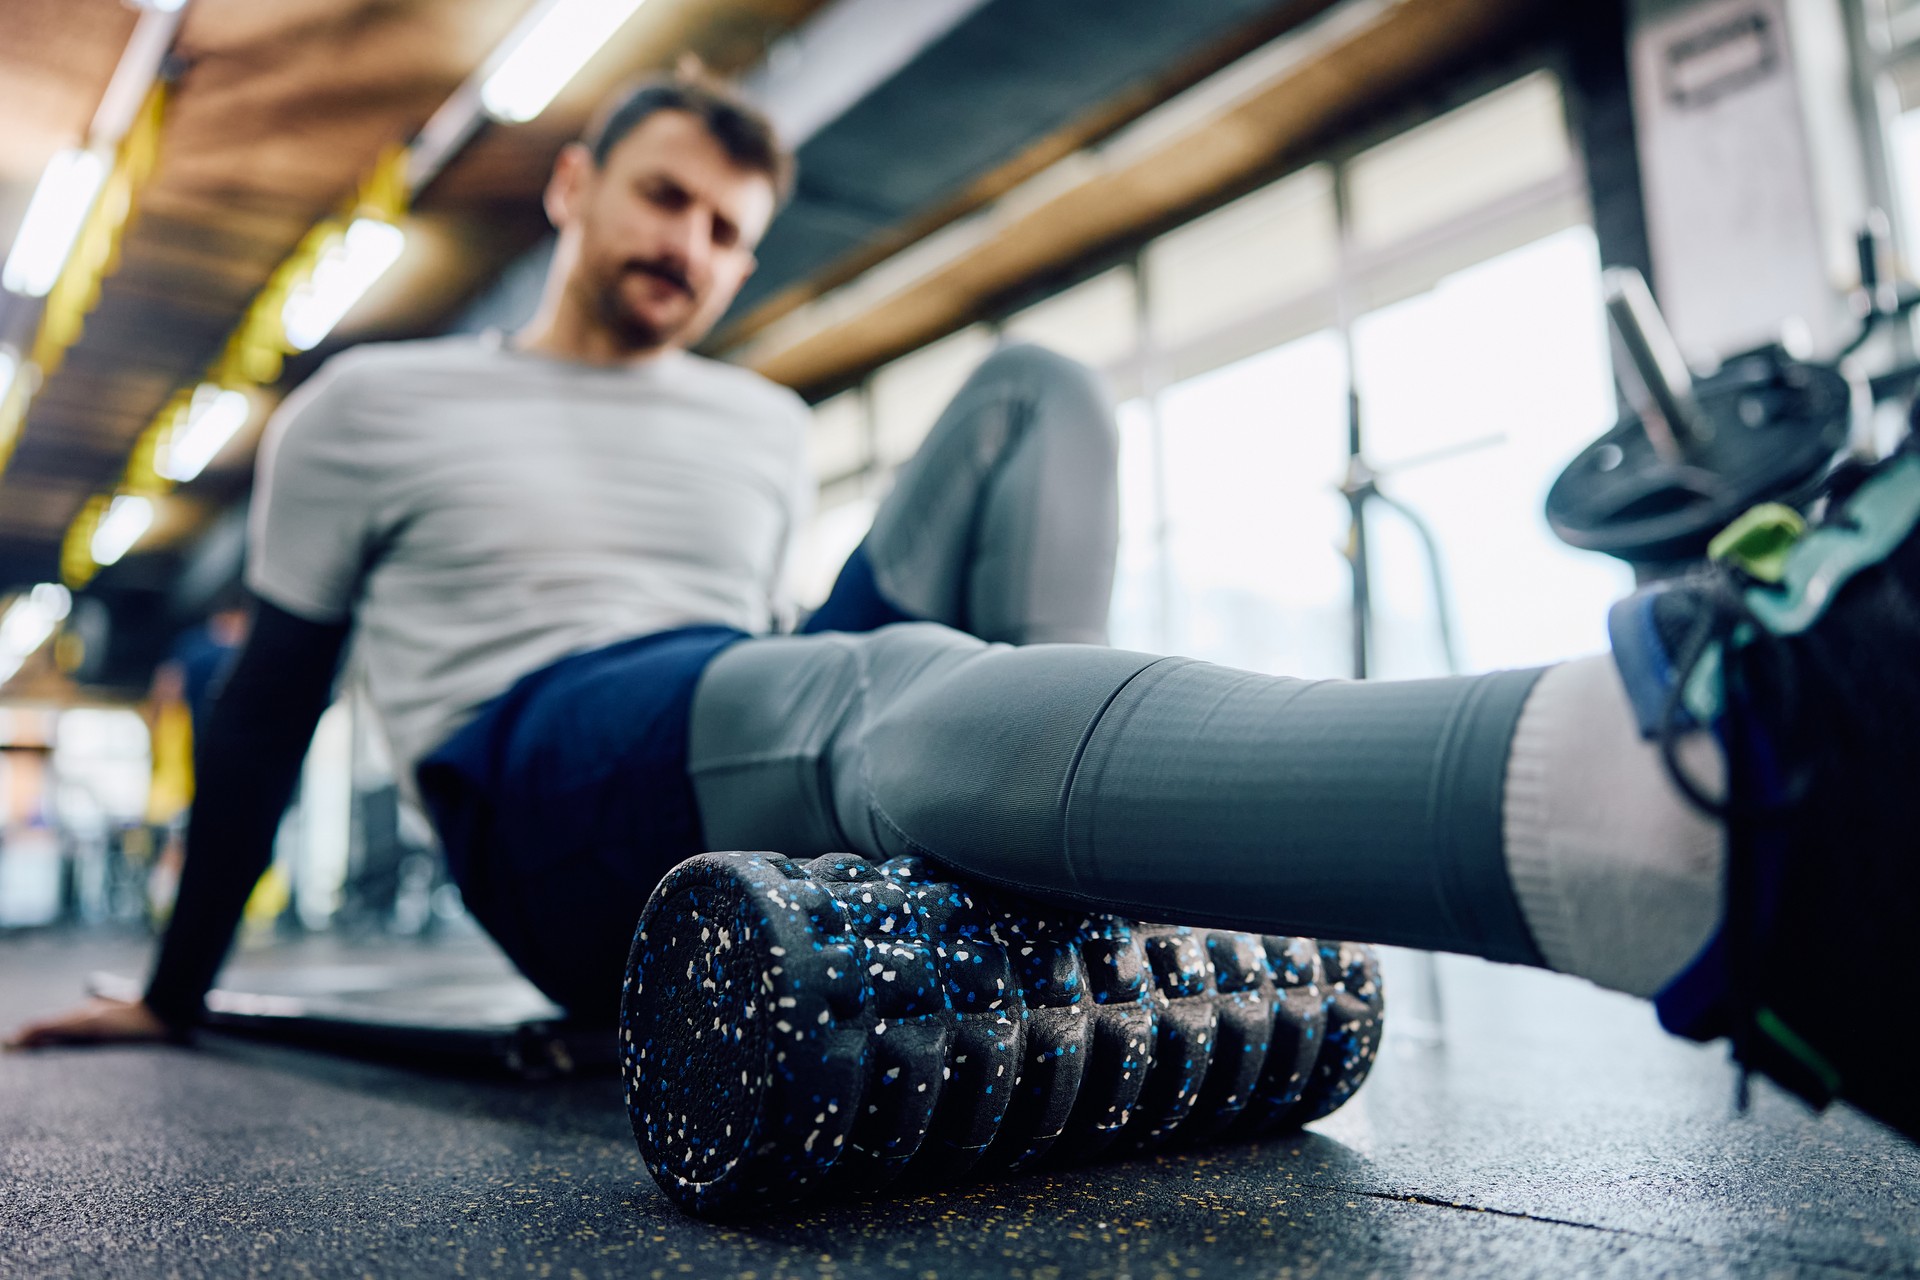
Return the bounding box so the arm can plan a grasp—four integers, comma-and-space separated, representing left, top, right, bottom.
1709, 503, 1805, 583
1748, 453, 1920, 634
1755, 1006, 1843, 1100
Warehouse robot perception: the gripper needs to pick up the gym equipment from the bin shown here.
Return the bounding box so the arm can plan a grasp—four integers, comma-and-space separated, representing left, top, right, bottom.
1551, 223, 1920, 575
621, 851, 1385, 1217
1548, 268, 1851, 573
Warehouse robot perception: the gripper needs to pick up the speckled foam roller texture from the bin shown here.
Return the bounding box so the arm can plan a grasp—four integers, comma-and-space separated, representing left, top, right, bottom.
620, 851, 1386, 1217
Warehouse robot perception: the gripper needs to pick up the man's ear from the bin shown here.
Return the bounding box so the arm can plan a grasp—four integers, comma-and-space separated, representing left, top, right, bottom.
544, 143, 595, 231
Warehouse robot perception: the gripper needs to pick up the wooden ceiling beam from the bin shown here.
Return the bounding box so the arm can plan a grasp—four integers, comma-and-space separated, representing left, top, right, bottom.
730, 0, 1553, 396
0, 0, 835, 561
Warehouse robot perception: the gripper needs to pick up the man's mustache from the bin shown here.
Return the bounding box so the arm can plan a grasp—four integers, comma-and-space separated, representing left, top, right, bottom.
623, 260, 694, 297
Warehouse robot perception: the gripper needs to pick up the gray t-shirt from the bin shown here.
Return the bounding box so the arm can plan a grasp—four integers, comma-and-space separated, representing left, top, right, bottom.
246, 333, 813, 781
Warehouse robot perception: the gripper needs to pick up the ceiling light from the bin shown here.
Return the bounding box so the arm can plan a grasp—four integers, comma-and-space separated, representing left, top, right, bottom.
480, 0, 649, 124
158, 384, 251, 482
93, 4, 186, 145
90, 494, 155, 567
280, 218, 405, 352
2, 148, 108, 297
0, 583, 72, 687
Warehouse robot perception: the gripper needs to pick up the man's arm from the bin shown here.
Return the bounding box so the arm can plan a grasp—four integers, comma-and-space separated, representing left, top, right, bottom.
9, 349, 376, 1049
142, 598, 350, 1028
4, 598, 347, 1047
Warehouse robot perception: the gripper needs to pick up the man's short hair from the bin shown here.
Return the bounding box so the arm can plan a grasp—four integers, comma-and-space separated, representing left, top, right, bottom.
584, 77, 794, 202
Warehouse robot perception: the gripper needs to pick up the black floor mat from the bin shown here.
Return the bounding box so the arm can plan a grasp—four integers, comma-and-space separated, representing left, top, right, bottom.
89, 954, 617, 1079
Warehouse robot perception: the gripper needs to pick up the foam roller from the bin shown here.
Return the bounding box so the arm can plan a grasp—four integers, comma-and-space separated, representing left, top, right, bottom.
621, 851, 1384, 1216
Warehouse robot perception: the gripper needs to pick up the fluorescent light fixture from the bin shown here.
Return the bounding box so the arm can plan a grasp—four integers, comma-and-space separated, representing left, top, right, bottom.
0, 583, 72, 687
158, 384, 250, 482
90, 494, 155, 567
281, 218, 405, 352
0, 348, 18, 406
92, 4, 185, 146
3, 148, 108, 297
480, 0, 648, 124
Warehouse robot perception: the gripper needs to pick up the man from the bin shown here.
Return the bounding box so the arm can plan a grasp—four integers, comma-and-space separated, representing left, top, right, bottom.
9, 77, 1916, 1156
7, 76, 1118, 1038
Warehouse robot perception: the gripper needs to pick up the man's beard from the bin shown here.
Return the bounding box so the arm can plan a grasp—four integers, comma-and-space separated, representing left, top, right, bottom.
593, 257, 699, 350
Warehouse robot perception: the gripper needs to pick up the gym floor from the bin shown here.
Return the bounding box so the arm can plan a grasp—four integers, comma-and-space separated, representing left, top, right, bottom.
2, 929, 1915, 1280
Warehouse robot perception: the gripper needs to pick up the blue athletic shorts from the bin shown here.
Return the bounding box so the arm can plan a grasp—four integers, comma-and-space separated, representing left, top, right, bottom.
417, 546, 913, 1019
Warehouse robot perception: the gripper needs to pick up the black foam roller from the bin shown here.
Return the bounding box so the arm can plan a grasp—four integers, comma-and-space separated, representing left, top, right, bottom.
621, 851, 1385, 1217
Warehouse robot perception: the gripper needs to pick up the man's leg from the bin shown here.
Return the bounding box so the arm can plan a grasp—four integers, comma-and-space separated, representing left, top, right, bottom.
803, 342, 1118, 645
680, 428, 1920, 1159
698, 339, 1720, 1001
690, 626, 1722, 998
421, 345, 1116, 1019
419, 625, 749, 1020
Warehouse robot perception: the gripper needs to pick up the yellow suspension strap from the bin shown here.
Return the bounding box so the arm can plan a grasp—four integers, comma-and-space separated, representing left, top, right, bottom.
0, 84, 169, 479
62, 145, 413, 589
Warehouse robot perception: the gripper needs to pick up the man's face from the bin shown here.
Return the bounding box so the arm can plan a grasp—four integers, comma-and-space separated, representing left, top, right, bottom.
550, 110, 777, 352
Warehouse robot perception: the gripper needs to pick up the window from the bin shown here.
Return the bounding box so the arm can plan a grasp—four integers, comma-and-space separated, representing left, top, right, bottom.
1885, 0, 1920, 49
1857, 1, 1920, 264
1347, 72, 1573, 251
1139, 334, 1351, 677
1352, 227, 1630, 678
793, 390, 877, 607
868, 325, 995, 467
809, 389, 870, 485
1108, 397, 1166, 652
796, 69, 1628, 678
1144, 166, 1338, 362
1004, 268, 1138, 372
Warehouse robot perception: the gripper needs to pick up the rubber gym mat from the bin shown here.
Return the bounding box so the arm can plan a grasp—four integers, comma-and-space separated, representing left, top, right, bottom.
88, 964, 617, 1080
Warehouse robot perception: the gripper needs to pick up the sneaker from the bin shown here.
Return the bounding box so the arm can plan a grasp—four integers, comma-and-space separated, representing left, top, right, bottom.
1609, 443, 1920, 1142
619, 850, 1385, 1216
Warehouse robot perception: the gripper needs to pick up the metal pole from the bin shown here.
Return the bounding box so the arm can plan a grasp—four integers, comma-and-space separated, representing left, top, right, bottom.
1602, 266, 1706, 464
1332, 164, 1371, 681
1133, 253, 1177, 655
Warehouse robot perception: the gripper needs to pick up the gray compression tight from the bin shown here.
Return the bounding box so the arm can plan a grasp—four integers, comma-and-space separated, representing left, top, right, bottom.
859, 342, 1119, 645
690, 341, 1547, 967
691, 628, 1545, 965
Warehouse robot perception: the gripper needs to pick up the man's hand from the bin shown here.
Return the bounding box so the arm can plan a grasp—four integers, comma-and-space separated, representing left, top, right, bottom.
3, 997, 172, 1049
